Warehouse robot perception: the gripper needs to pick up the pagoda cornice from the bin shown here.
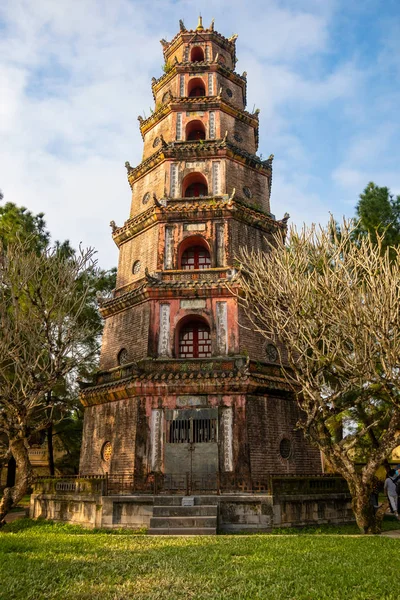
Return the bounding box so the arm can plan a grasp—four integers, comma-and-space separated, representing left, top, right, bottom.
80, 357, 290, 406
139, 97, 258, 139
151, 62, 246, 99
162, 28, 237, 64
111, 196, 282, 249
126, 140, 270, 186
98, 277, 237, 317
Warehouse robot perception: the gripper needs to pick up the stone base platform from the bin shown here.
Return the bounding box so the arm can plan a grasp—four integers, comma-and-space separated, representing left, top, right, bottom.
30, 490, 354, 532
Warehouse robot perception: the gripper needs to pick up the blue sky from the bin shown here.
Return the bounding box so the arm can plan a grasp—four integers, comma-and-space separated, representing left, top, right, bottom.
0, 0, 399, 268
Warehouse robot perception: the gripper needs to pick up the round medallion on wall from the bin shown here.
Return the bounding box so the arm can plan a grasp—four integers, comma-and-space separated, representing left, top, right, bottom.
153, 136, 160, 148
226, 88, 233, 98
265, 343, 278, 363
142, 192, 150, 205
162, 91, 170, 104
102, 442, 112, 462
118, 348, 129, 365
132, 260, 141, 274
279, 438, 292, 460
234, 133, 243, 143
243, 186, 252, 199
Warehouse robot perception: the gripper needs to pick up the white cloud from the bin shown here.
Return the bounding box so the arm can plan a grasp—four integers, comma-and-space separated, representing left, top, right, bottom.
0, 0, 398, 268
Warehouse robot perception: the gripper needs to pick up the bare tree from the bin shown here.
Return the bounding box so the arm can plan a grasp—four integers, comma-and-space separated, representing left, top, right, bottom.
0, 239, 101, 524
237, 218, 400, 533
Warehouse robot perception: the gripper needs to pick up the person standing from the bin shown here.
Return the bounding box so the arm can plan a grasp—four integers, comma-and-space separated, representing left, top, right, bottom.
384, 469, 399, 519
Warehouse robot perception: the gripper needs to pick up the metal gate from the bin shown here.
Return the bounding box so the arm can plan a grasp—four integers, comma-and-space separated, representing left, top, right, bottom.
164, 408, 218, 493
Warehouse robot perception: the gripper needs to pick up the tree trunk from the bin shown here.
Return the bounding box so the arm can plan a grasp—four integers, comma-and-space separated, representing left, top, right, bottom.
47, 422, 55, 476
0, 438, 33, 527
6, 456, 16, 487
351, 485, 387, 534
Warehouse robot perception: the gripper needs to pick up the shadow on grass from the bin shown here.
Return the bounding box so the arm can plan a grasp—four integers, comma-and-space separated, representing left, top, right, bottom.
3, 515, 400, 537
1, 520, 400, 600
1, 518, 147, 535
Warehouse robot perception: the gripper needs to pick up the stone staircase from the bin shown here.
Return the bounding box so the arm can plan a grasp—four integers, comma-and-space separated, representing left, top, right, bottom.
148, 496, 218, 535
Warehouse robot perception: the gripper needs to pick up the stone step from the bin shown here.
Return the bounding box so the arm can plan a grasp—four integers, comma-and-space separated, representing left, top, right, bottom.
153, 505, 218, 517
150, 516, 217, 529
148, 527, 216, 536
154, 495, 219, 507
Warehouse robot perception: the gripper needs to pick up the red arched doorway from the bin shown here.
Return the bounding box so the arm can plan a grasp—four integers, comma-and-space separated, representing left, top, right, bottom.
188, 77, 206, 97
191, 46, 205, 62
181, 246, 211, 269
186, 120, 206, 141
178, 318, 211, 358
182, 172, 208, 197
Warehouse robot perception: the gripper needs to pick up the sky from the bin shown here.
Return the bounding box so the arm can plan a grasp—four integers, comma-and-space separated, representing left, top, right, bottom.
1, 0, 399, 269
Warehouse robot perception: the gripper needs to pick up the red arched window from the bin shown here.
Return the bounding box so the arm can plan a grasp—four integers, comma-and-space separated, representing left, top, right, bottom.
186, 120, 206, 141
185, 182, 208, 197
182, 172, 208, 198
181, 246, 211, 270
179, 321, 211, 358
188, 77, 206, 97
191, 46, 205, 62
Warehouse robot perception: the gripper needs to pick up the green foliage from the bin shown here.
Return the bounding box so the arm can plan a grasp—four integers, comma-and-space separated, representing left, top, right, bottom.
162, 61, 173, 74
355, 182, 400, 254
0, 202, 50, 251
1, 520, 400, 599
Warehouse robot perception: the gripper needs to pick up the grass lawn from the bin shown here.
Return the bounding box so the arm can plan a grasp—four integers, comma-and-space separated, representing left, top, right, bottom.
1, 520, 400, 600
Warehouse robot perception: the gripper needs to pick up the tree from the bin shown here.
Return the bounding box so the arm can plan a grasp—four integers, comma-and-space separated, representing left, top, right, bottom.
238, 219, 400, 533
0, 239, 102, 524
0, 202, 49, 251
355, 182, 400, 254
0, 199, 116, 480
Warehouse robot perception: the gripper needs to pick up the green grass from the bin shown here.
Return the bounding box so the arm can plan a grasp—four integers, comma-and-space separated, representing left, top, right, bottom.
1, 520, 400, 599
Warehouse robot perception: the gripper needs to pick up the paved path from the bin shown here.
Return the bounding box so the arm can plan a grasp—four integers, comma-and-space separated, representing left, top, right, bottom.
381, 529, 400, 538
4, 510, 27, 524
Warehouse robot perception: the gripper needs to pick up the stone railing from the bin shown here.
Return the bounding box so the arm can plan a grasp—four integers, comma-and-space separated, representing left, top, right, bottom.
271, 475, 349, 497
33, 476, 106, 496
156, 267, 236, 283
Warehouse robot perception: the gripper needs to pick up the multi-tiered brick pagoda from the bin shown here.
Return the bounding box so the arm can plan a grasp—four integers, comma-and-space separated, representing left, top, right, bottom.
79, 18, 322, 489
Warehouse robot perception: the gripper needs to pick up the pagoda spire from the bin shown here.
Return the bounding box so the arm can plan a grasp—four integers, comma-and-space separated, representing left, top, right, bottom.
196, 15, 204, 31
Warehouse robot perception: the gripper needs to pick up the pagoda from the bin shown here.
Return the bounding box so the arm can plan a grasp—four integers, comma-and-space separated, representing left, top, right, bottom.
79, 17, 322, 489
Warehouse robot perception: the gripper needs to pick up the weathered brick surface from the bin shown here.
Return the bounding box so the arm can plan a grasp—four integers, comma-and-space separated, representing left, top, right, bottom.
129, 167, 166, 219
219, 111, 257, 154
100, 303, 150, 369
79, 398, 139, 474
226, 161, 270, 212
246, 395, 322, 476
116, 224, 158, 289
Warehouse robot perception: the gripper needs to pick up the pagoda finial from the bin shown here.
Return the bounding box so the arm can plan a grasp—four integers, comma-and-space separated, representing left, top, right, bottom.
196, 15, 204, 31
179, 19, 186, 32
210, 18, 215, 31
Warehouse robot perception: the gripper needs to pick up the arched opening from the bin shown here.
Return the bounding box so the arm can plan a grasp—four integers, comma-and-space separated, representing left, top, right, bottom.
182, 172, 208, 198
191, 46, 204, 62
178, 317, 211, 358
188, 77, 206, 97
181, 246, 211, 270
178, 235, 211, 270
186, 120, 206, 141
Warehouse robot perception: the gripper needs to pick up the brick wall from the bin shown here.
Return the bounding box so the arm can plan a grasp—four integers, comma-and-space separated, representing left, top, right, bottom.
219, 111, 256, 154
116, 223, 158, 289
225, 161, 270, 213
130, 165, 167, 219
215, 73, 244, 110
100, 302, 151, 369
246, 395, 322, 477
79, 397, 140, 475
